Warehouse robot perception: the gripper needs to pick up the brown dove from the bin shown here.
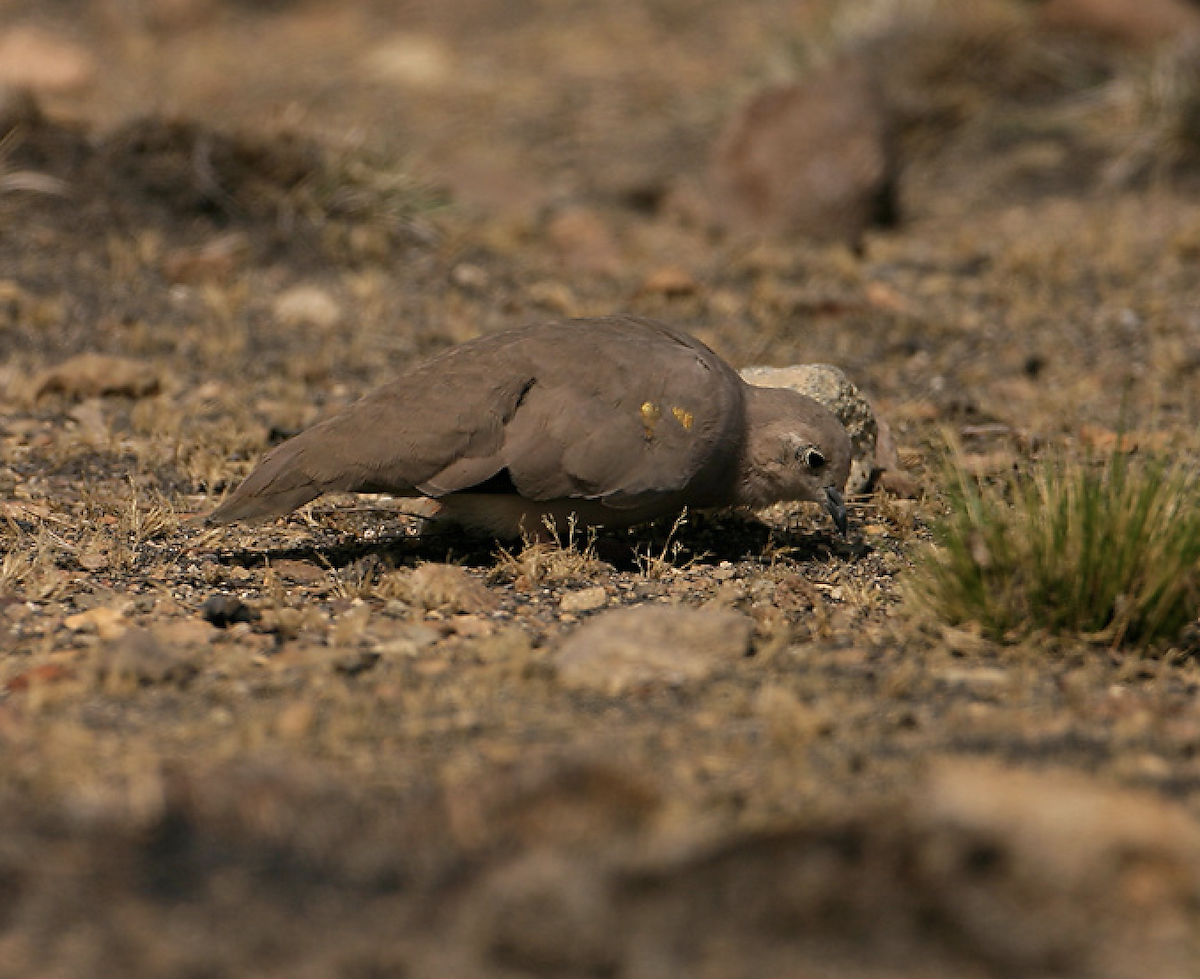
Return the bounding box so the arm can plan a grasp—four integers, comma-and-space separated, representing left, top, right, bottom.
208, 316, 852, 538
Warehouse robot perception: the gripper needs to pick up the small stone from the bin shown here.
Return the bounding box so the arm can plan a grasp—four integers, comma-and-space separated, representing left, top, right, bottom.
450, 263, 489, 291
363, 34, 455, 88
447, 614, 496, 638
935, 666, 1011, 694
555, 605, 754, 695
154, 619, 215, 646
260, 607, 305, 642
32, 354, 161, 401
274, 701, 315, 740
525, 281, 579, 316
78, 551, 107, 572
560, 586, 607, 614
272, 285, 343, 330
639, 265, 699, 297
873, 413, 919, 497
756, 683, 835, 744
0, 26, 96, 95
200, 594, 256, 629
405, 563, 498, 614
269, 559, 327, 585
95, 626, 199, 685
67, 400, 108, 443
64, 606, 128, 641
374, 622, 441, 657
333, 649, 380, 677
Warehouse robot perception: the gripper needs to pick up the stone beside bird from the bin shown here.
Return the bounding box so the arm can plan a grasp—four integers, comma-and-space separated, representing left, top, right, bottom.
207, 316, 852, 538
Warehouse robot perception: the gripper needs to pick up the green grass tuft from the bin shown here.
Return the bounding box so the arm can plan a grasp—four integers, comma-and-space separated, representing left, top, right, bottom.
909, 443, 1200, 648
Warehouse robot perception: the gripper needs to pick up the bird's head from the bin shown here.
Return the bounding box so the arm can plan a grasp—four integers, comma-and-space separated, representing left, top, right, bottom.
737, 386, 852, 535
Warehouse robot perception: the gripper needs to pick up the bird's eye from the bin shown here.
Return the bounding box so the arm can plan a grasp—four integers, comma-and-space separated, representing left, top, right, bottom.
802, 447, 825, 469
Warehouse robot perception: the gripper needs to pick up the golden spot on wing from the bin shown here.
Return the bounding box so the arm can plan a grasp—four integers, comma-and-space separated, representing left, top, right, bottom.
671, 406, 694, 430
640, 401, 661, 441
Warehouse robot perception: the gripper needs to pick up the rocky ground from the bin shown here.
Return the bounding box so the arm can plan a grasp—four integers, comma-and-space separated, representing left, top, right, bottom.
3, 1, 1200, 976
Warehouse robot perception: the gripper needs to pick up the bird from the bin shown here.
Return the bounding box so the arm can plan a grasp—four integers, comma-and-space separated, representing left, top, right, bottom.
207, 315, 852, 539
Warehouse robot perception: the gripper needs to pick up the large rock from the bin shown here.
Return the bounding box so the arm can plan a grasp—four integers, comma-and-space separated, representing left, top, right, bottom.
909, 759, 1200, 970
710, 58, 896, 244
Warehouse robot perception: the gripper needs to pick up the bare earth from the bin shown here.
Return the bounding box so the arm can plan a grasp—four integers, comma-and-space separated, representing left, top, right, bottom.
3, 1, 1200, 977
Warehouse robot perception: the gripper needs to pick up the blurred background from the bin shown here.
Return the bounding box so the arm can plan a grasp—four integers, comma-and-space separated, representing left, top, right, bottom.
3, 3, 1200, 978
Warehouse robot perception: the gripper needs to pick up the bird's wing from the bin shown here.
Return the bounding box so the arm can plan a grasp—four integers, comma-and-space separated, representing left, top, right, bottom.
490, 317, 747, 509
208, 317, 746, 524
207, 334, 536, 523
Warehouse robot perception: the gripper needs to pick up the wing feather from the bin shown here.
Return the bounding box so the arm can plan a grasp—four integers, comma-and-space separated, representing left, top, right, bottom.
208, 316, 746, 524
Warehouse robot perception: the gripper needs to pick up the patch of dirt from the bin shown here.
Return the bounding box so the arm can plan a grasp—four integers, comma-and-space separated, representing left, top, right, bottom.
3, 1, 1200, 976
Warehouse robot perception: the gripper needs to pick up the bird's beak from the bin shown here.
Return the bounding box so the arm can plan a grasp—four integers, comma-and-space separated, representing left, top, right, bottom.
824, 486, 848, 538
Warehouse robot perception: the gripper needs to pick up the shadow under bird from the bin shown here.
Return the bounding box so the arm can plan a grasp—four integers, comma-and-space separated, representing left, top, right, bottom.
208, 316, 852, 538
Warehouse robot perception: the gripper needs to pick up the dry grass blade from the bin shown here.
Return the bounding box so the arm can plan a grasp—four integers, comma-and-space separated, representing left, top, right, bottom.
1103, 46, 1200, 186
635, 509, 698, 579
0, 549, 32, 593
490, 514, 606, 587
0, 129, 72, 199
120, 480, 180, 547
0, 171, 71, 197
908, 441, 1200, 649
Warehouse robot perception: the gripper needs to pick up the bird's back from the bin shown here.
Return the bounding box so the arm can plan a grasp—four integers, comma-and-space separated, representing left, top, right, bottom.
208, 316, 748, 525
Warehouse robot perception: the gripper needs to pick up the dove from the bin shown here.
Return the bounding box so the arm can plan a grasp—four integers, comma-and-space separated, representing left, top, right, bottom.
208, 316, 852, 538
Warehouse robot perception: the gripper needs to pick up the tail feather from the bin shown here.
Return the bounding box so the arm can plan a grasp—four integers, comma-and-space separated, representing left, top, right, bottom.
206, 437, 328, 525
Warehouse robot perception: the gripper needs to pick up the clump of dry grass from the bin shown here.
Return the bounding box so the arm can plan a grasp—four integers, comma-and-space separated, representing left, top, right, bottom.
0, 520, 72, 601
97, 117, 443, 237
491, 516, 608, 588
833, 0, 1097, 123
908, 442, 1200, 648
634, 510, 698, 579
1103, 46, 1200, 185
0, 128, 70, 199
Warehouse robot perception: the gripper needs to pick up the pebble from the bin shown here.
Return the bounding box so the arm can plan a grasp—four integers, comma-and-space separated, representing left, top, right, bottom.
0, 26, 96, 94
560, 586, 607, 614
554, 605, 754, 695
200, 594, 257, 629
405, 563, 498, 613
272, 285, 343, 330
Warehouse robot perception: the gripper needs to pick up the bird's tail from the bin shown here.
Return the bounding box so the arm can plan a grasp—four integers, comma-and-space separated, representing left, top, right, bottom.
206, 434, 328, 525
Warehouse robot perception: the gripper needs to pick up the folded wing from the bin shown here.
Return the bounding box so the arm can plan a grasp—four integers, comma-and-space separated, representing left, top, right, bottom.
208, 317, 746, 524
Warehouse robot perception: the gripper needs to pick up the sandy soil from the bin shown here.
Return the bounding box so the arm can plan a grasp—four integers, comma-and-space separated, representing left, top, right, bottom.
3, 1, 1200, 976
